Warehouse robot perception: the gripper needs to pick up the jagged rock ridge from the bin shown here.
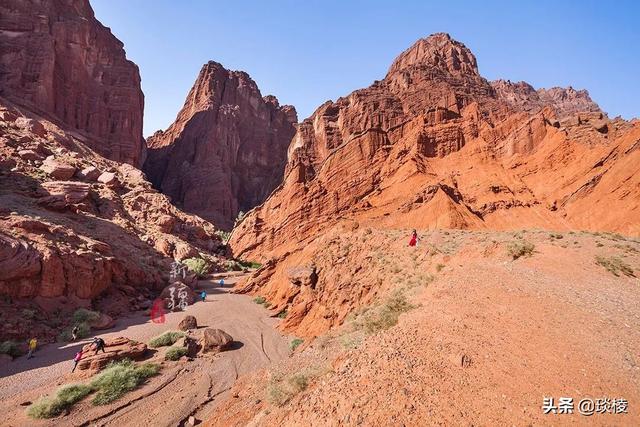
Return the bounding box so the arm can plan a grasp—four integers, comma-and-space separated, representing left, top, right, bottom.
143, 61, 297, 230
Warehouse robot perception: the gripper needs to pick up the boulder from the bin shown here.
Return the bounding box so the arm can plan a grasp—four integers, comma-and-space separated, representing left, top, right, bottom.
178, 315, 198, 331
90, 313, 115, 330
159, 281, 196, 311
78, 166, 101, 181
15, 117, 47, 138
176, 335, 199, 357
97, 172, 120, 187
39, 156, 76, 179
173, 242, 198, 261
200, 328, 233, 354
76, 337, 147, 372
18, 149, 43, 162
39, 181, 90, 209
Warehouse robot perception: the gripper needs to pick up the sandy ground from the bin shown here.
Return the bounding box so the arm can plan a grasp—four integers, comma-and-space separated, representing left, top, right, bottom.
206, 230, 640, 426
0, 274, 290, 426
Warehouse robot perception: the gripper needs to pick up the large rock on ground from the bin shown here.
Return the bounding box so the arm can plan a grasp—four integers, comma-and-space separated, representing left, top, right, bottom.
77, 337, 146, 372
39, 157, 76, 179
178, 315, 198, 331
90, 313, 115, 330
159, 282, 196, 311
200, 328, 233, 354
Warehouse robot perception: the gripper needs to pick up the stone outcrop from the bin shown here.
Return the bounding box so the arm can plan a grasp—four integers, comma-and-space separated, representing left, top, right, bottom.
143, 61, 297, 229
0, 98, 227, 342
491, 79, 602, 117
231, 33, 639, 263
0, 0, 144, 165
228, 34, 639, 342
77, 337, 147, 372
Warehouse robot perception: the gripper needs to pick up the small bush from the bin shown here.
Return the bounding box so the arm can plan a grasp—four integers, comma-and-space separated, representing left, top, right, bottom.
90, 360, 159, 405
182, 257, 210, 278
253, 296, 266, 305
72, 308, 100, 324
0, 341, 23, 358
215, 230, 231, 244
595, 255, 635, 277
356, 291, 415, 334
277, 310, 288, 319
27, 384, 93, 419
225, 260, 244, 271
435, 263, 445, 272
267, 381, 289, 407
549, 233, 564, 240
165, 346, 188, 361
288, 373, 308, 393
507, 240, 535, 259
289, 338, 304, 351
21, 308, 37, 320
59, 322, 91, 342
148, 331, 184, 348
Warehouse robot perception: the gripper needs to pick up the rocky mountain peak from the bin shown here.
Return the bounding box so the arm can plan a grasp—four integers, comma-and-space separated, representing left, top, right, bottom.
387, 32, 479, 78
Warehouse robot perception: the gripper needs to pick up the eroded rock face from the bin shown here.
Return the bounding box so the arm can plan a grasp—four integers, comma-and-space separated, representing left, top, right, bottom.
0, 100, 226, 342
0, 0, 144, 165
143, 61, 297, 229
230, 33, 639, 262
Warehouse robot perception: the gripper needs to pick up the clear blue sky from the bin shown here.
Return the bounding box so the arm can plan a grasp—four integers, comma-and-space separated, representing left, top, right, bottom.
92, 0, 639, 137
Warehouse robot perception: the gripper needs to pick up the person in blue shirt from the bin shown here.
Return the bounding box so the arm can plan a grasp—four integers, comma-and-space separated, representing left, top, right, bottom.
219, 278, 224, 287
200, 290, 206, 302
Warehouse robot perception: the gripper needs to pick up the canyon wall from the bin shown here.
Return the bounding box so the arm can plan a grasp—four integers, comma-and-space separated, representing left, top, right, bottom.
143, 61, 297, 230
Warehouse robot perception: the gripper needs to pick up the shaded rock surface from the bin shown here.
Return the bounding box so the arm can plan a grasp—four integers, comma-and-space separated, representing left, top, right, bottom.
0, 0, 144, 166
143, 61, 297, 229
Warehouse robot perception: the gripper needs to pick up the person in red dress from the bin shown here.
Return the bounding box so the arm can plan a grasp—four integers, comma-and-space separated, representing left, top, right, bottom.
409, 229, 418, 247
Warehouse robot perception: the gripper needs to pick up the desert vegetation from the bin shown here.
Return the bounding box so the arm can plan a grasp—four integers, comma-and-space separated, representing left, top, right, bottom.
148, 331, 185, 348
507, 240, 535, 259
595, 255, 635, 277
27, 360, 160, 418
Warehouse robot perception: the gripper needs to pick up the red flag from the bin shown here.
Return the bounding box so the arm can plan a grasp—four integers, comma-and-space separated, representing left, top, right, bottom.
150, 298, 166, 324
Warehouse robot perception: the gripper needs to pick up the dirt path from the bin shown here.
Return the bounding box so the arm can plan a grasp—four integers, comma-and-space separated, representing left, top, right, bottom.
0, 274, 290, 426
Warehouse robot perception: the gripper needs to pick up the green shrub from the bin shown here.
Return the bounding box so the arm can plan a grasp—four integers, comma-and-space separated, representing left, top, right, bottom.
148, 331, 184, 348
0, 341, 23, 358
277, 310, 288, 319
72, 308, 100, 324
507, 240, 535, 259
595, 255, 635, 277
266, 371, 309, 407
90, 360, 159, 405
59, 322, 91, 342
225, 260, 244, 271
288, 373, 308, 393
182, 257, 210, 278
165, 346, 188, 361
253, 296, 266, 305
289, 338, 304, 351
215, 230, 231, 244
27, 384, 93, 419
356, 291, 415, 334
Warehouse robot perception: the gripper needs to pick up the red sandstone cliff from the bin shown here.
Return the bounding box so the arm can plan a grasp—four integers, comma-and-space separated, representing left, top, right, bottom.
143, 61, 297, 230
231, 33, 639, 261
0, 0, 144, 165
